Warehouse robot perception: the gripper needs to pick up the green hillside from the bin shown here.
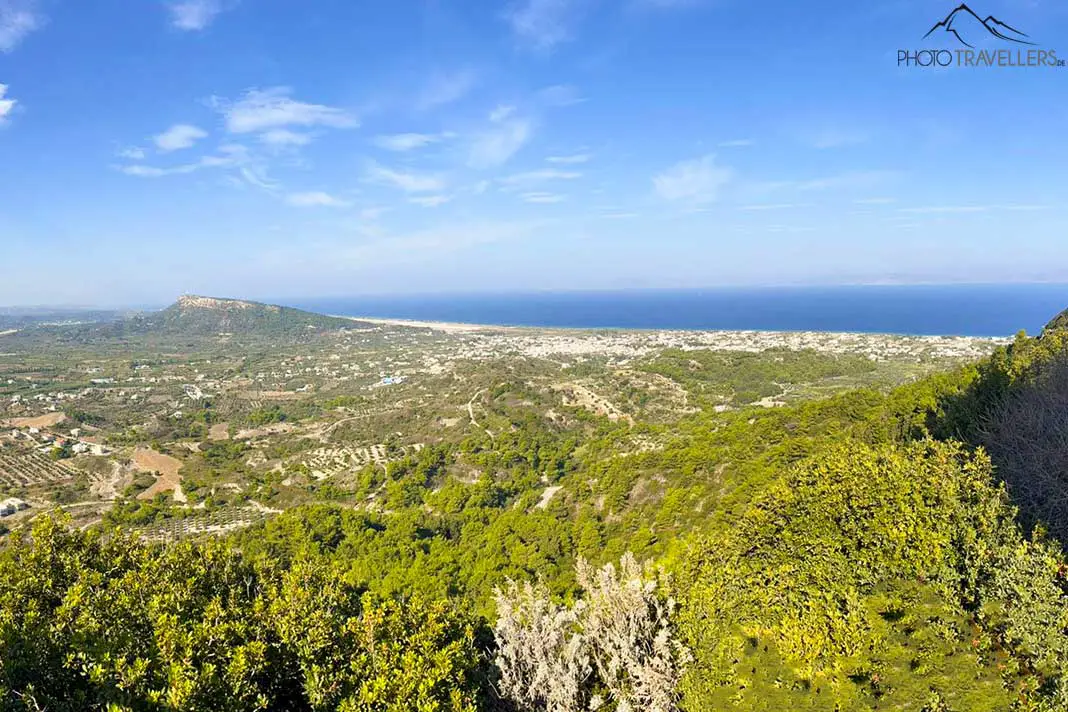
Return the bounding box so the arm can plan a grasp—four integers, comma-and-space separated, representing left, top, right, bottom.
3, 312, 1068, 709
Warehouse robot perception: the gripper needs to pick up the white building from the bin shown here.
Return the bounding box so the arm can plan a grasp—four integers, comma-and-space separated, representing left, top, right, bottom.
0, 498, 29, 517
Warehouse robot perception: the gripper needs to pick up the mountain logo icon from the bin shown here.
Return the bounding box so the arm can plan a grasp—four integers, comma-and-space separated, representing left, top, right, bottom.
924, 3, 1036, 48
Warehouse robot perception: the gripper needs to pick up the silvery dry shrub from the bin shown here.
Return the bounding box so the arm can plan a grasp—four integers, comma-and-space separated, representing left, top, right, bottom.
493, 553, 688, 712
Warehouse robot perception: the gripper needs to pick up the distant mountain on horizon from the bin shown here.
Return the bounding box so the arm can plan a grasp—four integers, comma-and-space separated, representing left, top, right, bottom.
924, 3, 1036, 48
142, 294, 370, 336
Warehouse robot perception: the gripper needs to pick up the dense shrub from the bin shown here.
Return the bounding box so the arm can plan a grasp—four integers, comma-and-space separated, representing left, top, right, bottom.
0, 516, 492, 711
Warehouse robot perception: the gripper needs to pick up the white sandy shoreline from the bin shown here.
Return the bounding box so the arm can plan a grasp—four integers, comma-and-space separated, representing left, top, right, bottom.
337, 316, 515, 333
337, 315, 1013, 341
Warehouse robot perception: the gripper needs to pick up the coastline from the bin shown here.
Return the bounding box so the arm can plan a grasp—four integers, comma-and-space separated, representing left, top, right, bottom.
338, 315, 1014, 342
337, 315, 515, 334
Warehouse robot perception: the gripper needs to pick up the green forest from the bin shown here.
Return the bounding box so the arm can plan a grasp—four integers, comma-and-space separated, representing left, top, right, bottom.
4, 314, 1068, 711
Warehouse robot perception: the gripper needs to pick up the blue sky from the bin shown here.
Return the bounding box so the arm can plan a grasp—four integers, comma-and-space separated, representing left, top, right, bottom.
1, 0, 1066, 306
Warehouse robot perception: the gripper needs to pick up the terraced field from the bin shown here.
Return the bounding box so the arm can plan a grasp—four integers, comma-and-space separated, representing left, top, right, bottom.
302, 443, 425, 480
137, 506, 273, 542
0, 448, 78, 489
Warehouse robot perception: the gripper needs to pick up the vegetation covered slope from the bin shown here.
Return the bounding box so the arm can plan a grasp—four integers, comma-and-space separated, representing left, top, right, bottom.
0, 517, 493, 712
4, 314, 1068, 709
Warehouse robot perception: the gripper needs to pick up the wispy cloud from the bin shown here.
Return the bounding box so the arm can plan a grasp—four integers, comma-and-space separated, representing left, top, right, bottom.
117, 144, 257, 181
214, 87, 357, 134
521, 192, 565, 203
546, 153, 590, 164
286, 191, 352, 208
653, 154, 733, 204
490, 104, 517, 123
539, 84, 586, 107
0, 83, 16, 122
238, 165, 280, 192
0, 0, 42, 52
154, 124, 208, 152
372, 132, 451, 152
898, 206, 987, 214
258, 129, 313, 147
501, 169, 582, 188
364, 161, 447, 193
118, 164, 199, 178
794, 170, 897, 192
416, 70, 476, 110
341, 221, 539, 264
854, 197, 896, 205
718, 139, 754, 148
261, 221, 542, 276
998, 204, 1052, 211
360, 206, 389, 221
409, 194, 453, 208
505, 0, 589, 50
467, 116, 534, 170
117, 146, 146, 160
167, 0, 228, 31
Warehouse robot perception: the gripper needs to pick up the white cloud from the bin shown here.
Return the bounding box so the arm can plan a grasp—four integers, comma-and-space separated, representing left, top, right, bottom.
468, 117, 533, 169
118, 164, 200, 178
286, 191, 352, 208
0, 83, 16, 122
239, 165, 280, 192
653, 154, 733, 204
718, 139, 754, 148
522, 192, 565, 203
154, 124, 208, 152
501, 169, 581, 187
506, 0, 588, 49
117, 144, 252, 179
0, 1, 42, 53
409, 195, 453, 208
416, 70, 476, 110
258, 129, 312, 147
167, 0, 226, 30
215, 87, 357, 134
372, 133, 448, 152
546, 153, 590, 164
364, 161, 446, 193
199, 143, 250, 167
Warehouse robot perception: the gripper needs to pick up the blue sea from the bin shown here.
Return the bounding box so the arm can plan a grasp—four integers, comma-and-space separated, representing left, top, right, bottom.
287, 284, 1068, 338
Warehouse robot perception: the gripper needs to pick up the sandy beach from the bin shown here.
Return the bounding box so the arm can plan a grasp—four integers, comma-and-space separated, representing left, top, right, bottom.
341, 316, 520, 334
